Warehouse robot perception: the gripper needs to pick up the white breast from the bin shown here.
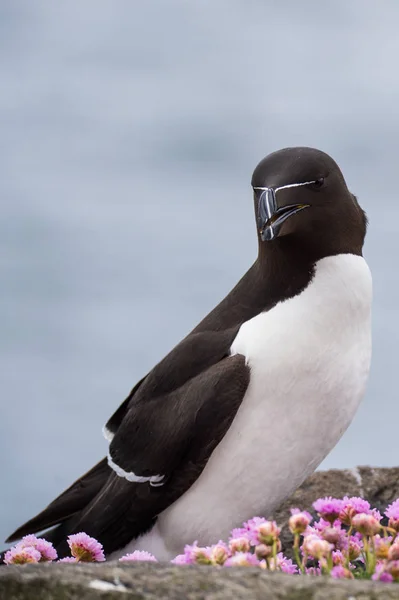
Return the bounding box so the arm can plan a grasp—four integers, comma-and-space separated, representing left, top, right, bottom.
118, 254, 372, 561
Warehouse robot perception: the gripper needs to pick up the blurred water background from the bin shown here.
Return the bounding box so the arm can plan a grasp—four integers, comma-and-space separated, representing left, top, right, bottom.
1, 0, 398, 544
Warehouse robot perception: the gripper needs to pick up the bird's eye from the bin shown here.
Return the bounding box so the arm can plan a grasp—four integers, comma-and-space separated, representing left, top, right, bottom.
312, 178, 324, 189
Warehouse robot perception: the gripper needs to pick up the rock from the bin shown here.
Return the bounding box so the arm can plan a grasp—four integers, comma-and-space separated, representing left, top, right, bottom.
274, 466, 399, 519
2, 466, 399, 599
2, 562, 399, 600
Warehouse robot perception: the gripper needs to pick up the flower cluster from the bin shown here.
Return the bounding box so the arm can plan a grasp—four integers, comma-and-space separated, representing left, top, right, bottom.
290, 495, 399, 582
4, 535, 57, 565
4, 496, 399, 583
3, 533, 104, 565
170, 517, 296, 572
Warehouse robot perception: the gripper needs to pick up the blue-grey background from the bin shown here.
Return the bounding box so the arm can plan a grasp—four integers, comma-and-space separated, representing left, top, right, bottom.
1, 0, 397, 545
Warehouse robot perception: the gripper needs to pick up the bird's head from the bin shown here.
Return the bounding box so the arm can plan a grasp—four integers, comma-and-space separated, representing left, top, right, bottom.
252, 147, 367, 257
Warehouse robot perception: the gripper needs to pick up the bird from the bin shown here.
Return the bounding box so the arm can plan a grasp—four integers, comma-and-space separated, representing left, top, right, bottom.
4, 146, 372, 562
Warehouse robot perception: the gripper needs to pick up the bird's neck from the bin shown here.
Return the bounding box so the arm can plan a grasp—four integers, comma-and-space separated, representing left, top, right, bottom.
256, 237, 316, 307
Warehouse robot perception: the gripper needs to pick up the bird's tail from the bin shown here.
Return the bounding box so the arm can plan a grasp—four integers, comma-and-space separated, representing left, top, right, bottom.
1, 457, 110, 562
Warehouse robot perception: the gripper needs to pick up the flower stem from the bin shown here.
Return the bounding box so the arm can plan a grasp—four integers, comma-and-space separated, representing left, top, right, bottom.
293, 534, 305, 574
363, 535, 373, 576
272, 539, 277, 563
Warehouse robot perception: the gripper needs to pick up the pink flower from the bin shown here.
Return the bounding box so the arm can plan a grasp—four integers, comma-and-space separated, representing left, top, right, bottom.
388, 542, 399, 561
385, 499, 399, 519
373, 571, 394, 583
243, 517, 265, 537
312, 497, 343, 524
385, 560, 399, 581
230, 527, 249, 539
171, 554, 190, 565
371, 508, 382, 521
244, 517, 280, 546
229, 536, 250, 554
255, 544, 272, 559
192, 548, 212, 565
171, 542, 195, 565
58, 557, 78, 563
373, 535, 392, 560
331, 565, 354, 579
313, 517, 340, 531
209, 542, 230, 565
339, 496, 370, 525
302, 535, 333, 560
320, 527, 342, 546
351, 531, 363, 543
303, 525, 322, 539
18, 535, 57, 562
67, 533, 105, 562
344, 496, 371, 513
289, 509, 312, 534
372, 564, 394, 583
4, 546, 41, 565
119, 550, 157, 562
352, 513, 381, 536
386, 499, 399, 531
348, 538, 362, 561
270, 552, 298, 574
171, 542, 212, 565
224, 552, 261, 567
332, 550, 345, 566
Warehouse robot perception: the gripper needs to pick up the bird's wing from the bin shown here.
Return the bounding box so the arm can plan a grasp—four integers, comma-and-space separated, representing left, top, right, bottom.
5, 328, 246, 551
59, 352, 249, 554
105, 328, 242, 476
103, 376, 146, 439
104, 327, 240, 438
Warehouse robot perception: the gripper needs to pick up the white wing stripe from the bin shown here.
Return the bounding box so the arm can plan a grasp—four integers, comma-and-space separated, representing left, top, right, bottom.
107, 452, 165, 485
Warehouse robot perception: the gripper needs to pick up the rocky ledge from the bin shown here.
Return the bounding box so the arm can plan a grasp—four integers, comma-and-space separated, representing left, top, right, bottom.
1, 465, 399, 600
3, 562, 399, 600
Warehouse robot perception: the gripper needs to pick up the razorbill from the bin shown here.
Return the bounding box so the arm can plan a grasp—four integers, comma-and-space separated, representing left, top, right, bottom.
5, 147, 372, 561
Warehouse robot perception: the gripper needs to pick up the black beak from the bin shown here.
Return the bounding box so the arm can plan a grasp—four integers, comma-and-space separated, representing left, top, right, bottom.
256, 188, 310, 241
